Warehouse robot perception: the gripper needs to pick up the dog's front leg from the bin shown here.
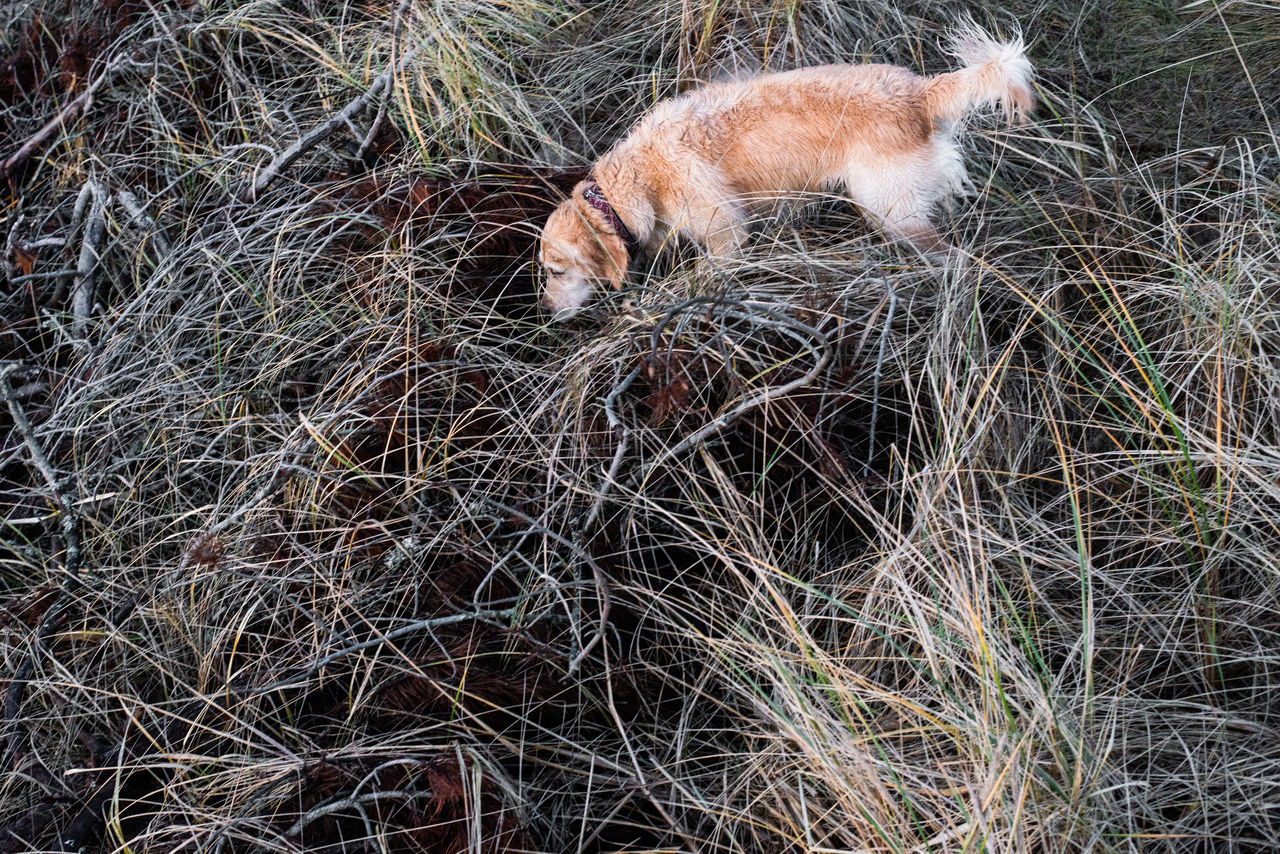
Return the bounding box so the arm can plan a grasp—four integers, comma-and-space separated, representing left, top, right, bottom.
686, 202, 748, 257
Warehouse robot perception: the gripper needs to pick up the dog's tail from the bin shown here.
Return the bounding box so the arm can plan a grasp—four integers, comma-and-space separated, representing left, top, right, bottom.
922, 25, 1034, 125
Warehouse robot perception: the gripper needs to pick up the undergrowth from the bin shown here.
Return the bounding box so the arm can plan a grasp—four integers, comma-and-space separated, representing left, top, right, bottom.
2, 0, 1279, 852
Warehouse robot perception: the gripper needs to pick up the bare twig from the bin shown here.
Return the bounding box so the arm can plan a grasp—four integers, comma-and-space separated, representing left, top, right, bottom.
115, 188, 169, 254
251, 607, 521, 693
4, 214, 24, 287
22, 236, 67, 250
355, 101, 389, 163
0, 364, 78, 566
10, 269, 77, 285
1, 362, 82, 763
867, 278, 898, 460
287, 790, 414, 838
561, 364, 643, 675
4, 215, 23, 253
579, 363, 642, 534
286, 757, 424, 837
355, 0, 415, 163
645, 302, 832, 469
0, 55, 129, 181
482, 498, 612, 676
250, 47, 420, 199
4, 381, 48, 401
71, 180, 109, 338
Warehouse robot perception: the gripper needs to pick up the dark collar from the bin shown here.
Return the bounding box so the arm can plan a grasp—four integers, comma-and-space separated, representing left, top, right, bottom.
581, 181, 640, 253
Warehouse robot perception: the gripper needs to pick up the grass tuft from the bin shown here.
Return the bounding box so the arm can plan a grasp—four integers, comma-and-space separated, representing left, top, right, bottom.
2, 0, 1279, 851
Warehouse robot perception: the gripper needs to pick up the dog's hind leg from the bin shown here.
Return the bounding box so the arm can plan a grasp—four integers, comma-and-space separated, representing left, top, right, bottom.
884, 214, 954, 257
844, 156, 956, 260
852, 192, 952, 257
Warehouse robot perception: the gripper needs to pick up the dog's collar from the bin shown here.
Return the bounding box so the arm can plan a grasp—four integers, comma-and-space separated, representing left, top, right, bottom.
581, 181, 639, 253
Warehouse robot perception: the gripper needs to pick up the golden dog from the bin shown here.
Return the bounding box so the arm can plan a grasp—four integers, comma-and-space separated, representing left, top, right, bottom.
539, 26, 1034, 315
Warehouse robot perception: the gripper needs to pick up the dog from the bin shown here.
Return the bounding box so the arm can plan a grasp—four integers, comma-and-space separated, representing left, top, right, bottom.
538, 25, 1034, 316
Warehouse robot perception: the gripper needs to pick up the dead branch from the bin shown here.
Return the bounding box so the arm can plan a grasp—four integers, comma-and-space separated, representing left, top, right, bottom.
0, 362, 82, 764
4, 381, 48, 401
355, 101, 388, 162
249, 47, 420, 200
866, 278, 897, 459
565, 363, 642, 675
287, 790, 414, 838
0, 364, 78, 564
71, 180, 108, 338
579, 363, 641, 535
286, 756, 424, 837
483, 498, 612, 677
251, 606, 521, 693
0, 56, 129, 182
115, 188, 169, 254
356, 0, 414, 163
10, 270, 76, 285
4, 214, 24, 287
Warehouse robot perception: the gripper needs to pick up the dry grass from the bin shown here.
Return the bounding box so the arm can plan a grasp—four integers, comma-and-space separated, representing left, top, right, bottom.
2, 0, 1279, 852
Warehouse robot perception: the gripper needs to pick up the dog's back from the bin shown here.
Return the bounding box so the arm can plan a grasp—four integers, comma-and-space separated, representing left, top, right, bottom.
666, 64, 935, 198
605, 28, 1031, 207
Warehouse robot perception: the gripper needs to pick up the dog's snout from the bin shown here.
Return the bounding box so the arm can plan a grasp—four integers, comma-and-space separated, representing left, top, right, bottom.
541, 288, 569, 316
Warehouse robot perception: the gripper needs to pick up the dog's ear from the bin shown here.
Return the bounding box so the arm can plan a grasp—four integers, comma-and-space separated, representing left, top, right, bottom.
601, 230, 628, 290
571, 192, 630, 289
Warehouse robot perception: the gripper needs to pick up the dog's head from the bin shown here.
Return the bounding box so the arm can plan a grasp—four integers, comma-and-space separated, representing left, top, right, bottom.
538, 182, 629, 317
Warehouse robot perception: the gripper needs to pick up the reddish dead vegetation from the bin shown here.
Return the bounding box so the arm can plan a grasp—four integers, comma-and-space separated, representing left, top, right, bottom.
226, 460, 666, 850
366, 560, 590, 731
329, 167, 586, 312
0, 699, 208, 854
618, 312, 897, 554
0, 560, 560, 851
183, 531, 227, 568
1, 693, 533, 854
251, 338, 504, 573
630, 316, 848, 461
252, 606, 562, 849
272, 755, 530, 854
247, 564, 572, 852
0, 585, 60, 631
0, 0, 160, 143
632, 337, 727, 430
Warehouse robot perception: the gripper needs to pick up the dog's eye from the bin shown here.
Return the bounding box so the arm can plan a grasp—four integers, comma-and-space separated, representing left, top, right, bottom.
546, 267, 566, 277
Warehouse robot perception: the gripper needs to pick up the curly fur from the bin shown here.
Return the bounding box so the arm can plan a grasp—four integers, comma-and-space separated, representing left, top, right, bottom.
539, 25, 1034, 316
